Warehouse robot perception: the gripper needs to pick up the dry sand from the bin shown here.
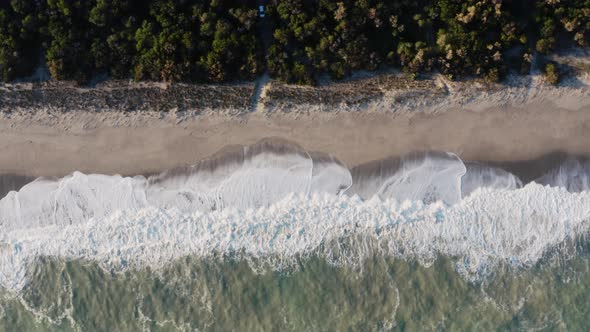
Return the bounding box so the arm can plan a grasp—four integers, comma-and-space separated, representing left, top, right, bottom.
1, 60, 590, 179
0, 100, 589, 177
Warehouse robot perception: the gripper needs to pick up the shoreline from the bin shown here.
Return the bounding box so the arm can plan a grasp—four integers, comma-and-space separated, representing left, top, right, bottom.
1, 102, 589, 178
1, 63, 589, 180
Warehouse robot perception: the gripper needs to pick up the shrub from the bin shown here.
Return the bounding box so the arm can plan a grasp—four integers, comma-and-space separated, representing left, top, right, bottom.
544, 62, 560, 85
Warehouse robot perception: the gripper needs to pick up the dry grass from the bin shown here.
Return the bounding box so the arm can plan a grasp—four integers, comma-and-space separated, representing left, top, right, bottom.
262, 73, 439, 110
0, 81, 255, 113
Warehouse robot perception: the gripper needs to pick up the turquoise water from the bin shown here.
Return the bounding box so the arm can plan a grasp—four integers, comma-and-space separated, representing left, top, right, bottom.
1, 240, 589, 331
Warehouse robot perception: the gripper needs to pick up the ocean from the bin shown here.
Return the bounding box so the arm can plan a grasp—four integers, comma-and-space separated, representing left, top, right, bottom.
1, 139, 589, 331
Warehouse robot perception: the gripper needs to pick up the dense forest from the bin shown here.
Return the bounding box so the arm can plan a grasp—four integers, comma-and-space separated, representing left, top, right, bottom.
0, 0, 589, 85
0, 0, 262, 83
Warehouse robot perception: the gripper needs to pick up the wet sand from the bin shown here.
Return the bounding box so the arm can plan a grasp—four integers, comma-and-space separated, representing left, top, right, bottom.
0, 175, 37, 199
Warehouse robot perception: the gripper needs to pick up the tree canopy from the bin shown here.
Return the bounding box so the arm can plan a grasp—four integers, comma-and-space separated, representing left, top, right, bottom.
0, 0, 587, 84
1, 0, 262, 83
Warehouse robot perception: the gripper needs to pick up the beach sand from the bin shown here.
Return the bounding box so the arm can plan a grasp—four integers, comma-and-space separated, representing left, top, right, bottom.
1, 64, 590, 187
1, 101, 589, 179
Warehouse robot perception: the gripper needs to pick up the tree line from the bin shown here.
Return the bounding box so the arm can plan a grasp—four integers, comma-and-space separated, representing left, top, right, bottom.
0, 0, 262, 83
1, 0, 588, 85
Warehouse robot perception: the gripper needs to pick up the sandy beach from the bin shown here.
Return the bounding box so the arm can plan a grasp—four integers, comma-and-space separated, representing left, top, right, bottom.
1, 64, 590, 180
0, 100, 589, 178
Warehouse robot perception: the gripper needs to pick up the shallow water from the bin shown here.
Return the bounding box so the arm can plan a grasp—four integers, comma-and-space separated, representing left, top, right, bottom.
2, 250, 590, 331
1, 139, 590, 330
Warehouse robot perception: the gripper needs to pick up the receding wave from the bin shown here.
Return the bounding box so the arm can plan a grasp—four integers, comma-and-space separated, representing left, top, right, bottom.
1, 138, 590, 293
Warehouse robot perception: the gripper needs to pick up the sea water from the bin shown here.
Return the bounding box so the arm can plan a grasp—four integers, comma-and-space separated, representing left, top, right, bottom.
1, 139, 589, 331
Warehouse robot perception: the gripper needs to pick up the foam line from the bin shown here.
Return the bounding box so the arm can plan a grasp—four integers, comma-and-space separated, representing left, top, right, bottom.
2, 141, 590, 293
1, 184, 589, 293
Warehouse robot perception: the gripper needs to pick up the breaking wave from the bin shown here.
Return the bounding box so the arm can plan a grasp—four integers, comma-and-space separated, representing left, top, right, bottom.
1, 139, 590, 293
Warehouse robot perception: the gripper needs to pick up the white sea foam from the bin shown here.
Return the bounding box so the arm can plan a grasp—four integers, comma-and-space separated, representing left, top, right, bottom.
377, 153, 465, 204
0, 174, 148, 232
146, 151, 314, 212
1, 143, 590, 293
1, 184, 589, 293
347, 152, 466, 204
0, 142, 351, 232
461, 163, 523, 197
536, 157, 590, 193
